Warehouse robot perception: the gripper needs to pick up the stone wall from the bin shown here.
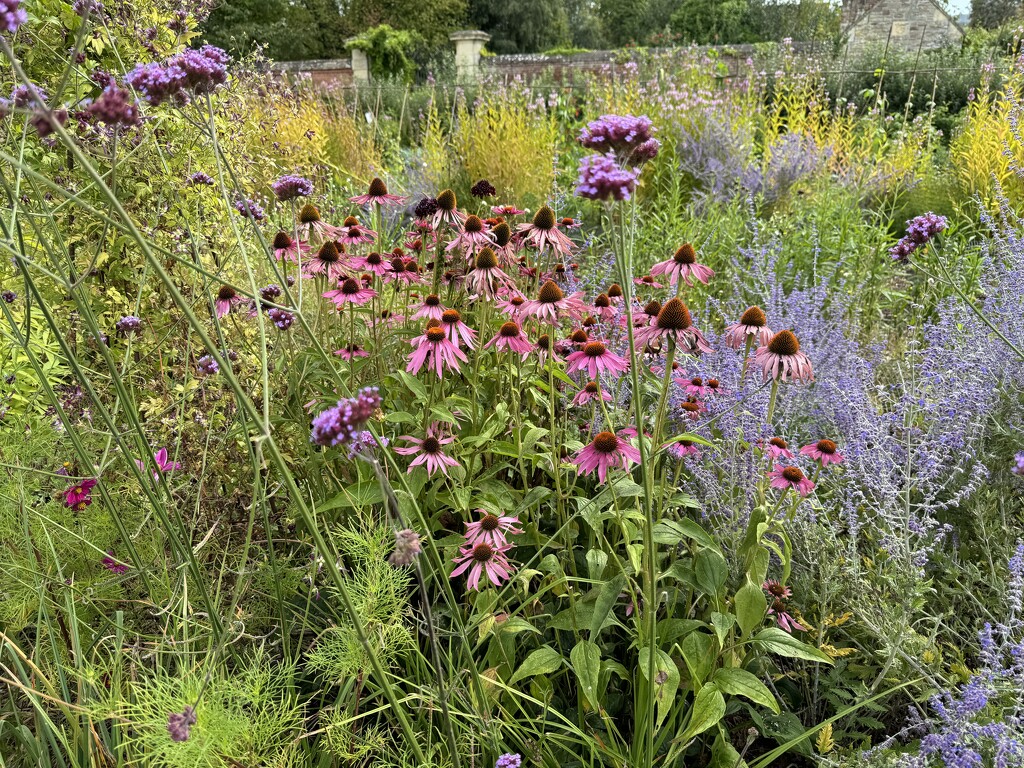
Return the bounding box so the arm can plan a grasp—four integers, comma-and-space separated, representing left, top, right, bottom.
842, 0, 963, 54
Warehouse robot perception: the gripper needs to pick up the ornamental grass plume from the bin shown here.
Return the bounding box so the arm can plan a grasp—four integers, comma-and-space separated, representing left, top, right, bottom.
650, 243, 715, 287
350, 177, 405, 207
753, 329, 814, 383
572, 430, 642, 483
309, 388, 381, 448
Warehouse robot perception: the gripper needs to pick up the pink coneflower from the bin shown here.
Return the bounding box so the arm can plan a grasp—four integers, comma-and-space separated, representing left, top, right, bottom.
336, 216, 377, 246
465, 247, 513, 299
592, 293, 618, 322
136, 447, 182, 480
297, 203, 343, 243
725, 306, 773, 350
323, 277, 377, 307
496, 292, 527, 320
432, 189, 467, 229
768, 599, 807, 633
633, 299, 714, 354
521, 280, 588, 323
490, 221, 518, 265
676, 374, 714, 397
753, 330, 814, 383
517, 206, 575, 257
650, 243, 715, 287
304, 241, 348, 281
558, 216, 582, 231
350, 177, 406, 207
334, 344, 370, 361
64, 478, 97, 507
102, 551, 129, 574
407, 325, 468, 377
272, 231, 309, 263
491, 204, 525, 216
451, 541, 515, 590
485, 321, 533, 357
768, 465, 815, 497
446, 214, 494, 252
535, 334, 561, 365
214, 285, 245, 318
394, 427, 460, 476
411, 294, 448, 322
634, 299, 662, 327
464, 510, 523, 548
566, 341, 629, 379
633, 274, 664, 289
762, 437, 794, 460
763, 579, 793, 600
679, 398, 706, 421
383, 255, 422, 285
572, 430, 642, 484
800, 439, 844, 466
572, 380, 612, 407
667, 439, 702, 460
440, 309, 477, 349
351, 251, 389, 277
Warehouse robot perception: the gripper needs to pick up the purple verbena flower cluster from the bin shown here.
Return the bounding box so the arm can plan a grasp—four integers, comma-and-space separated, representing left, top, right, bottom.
271, 174, 313, 202
495, 754, 522, 768
234, 197, 265, 221
1, 0, 26, 33
310, 387, 381, 447
72, 0, 104, 18
125, 45, 230, 107
197, 355, 218, 375
167, 705, 197, 742
575, 153, 638, 201
187, 171, 214, 186
80, 85, 141, 128
115, 315, 142, 335
1013, 453, 1024, 476
1, 290, 16, 303
890, 212, 948, 262
579, 114, 660, 166
268, 308, 293, 330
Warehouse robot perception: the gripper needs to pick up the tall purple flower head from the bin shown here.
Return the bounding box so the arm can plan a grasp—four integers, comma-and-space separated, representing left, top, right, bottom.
495, 754, 522, 768
197, 355, 218, 376
167, 706, 196, 742
1013, 453, 1024, 476
271, 174, 313, 202
576, 153, 638, 201
72, 0, 104, 19
579, 114, 659, 166
187, 171, 214, 186
115, 315, 142, 335
890, 212, 948, 262
126, 46, 230, 106
234, 197, 265, 221
80, 85, 141, 128
12, 84, 45, 108
310, 387, 381, 447
268, 308, 294, 330
1, 0, 27, 33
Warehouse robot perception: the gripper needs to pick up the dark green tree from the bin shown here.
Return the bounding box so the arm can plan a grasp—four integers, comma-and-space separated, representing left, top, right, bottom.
670, 0, 752, 44
597, 0, 651, 46
341, 0, 468, 48
971, 0, 1022, 29
564, 0, 608, 49
202, 0, 348, 60
468, 0, 570, 53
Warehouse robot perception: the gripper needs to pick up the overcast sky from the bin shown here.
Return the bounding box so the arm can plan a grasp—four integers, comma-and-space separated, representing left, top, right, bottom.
947, 0, 969, 14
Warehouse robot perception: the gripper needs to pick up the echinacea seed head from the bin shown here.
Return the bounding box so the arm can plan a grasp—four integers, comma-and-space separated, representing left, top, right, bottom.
644, 300, 663, 317
680, 439, 694, 447
492, 222, 511, 246
608, 283, 623, 298
425, 318, 442, 329
772, 598, 787, 612
595, 293, 610, 307
341, 278, 360, 294
593, 431, 620, 453
708, 378, 720, 389
538, 280, 564, 303
768, 330, 800, 356
441, 309, 461, 325
422, 436, 442, 453
299, 204, 320, 223
657, 299, 691, 330
217, 285, 236, 301
571, 329, 589, 343
640, 275, 655, 284
584, 381, 599, 393
390, 257, 406, 272
472, 543, 495, 562
537, 334, 550, 350
816, 439, 837, 454
436, 189, 457, 211
770, 437, 789, 449
765, 581, 788, 597
681, 401, 700, 414
425, 294, 440, 306
273, 231, 293, 249
499, 322, 520, 338
584, 341, 607, 357
674, 243, 697, 264
555, 264, 566, 274
318, 241, 340, 262
782, 467, 805, 482
426, 327, 447, 342
533, 206, 556, 230
583, 316, 597, 327
510, 296, 525, 307
691, 377, 703, 386
465, 215, 484, 233
368, 177, 388, 196
476, 247, 498, 270
343, 216, 359, 227
740, 306, 767, 327
480, 513, 500, 531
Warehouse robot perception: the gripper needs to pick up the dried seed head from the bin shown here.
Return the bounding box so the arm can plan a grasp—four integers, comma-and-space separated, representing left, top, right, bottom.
368, 177, 388, 197
538, 280, 564, 303
436, 189, 457, 211
740, 306, 768, 327
299, 204, 320, 223
273, 231, 293, 249
532, 206, 556, 230
475, 247, 498, 270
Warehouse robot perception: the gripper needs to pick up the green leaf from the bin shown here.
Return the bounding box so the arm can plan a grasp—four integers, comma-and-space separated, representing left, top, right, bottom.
735, 579, 767, 638
681, 630, 718, 686
678, 683, 726, 744
713, 668, 780, 714
590, 574, 626, 639
710, 612, 735, 647
318, 482, 383, 510
752, 628, 834, 664
393, 370, 428, 402
638, 646, 680, 729
509, 646, 564, 685
586, 549, 608, 580
695, 549, 728, 597
711, 731, 748, 768
653, 518, 719, 551
570, 640, 602, 711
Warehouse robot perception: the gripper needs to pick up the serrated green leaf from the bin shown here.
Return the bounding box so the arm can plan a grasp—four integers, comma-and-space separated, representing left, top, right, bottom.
509, 646, 563, 685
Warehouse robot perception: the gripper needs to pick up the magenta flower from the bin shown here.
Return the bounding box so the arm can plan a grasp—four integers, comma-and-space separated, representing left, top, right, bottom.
407, 325, 468, 378
667, 439, 702, 460
383, 255, 423, 285
768, 465, 815, 497
351, 251, 389, 277
800, 439, 844, 466
464, 510, 522, 548
566, 341, 629, 379
64, 478, 97, 508
465, 247, 513, 299
411, 294, 448, 322
446, 215, 494, 252
102, 550, 129, 574
572, 431, 642, 484
724, 306, 773, 350
764, 581, 807, 633
304, 241, 348, 281
633, 275, 665, 289
761, 437, 795, 460
516, 207, 575, 257
491, 204, 525, 215
485, 321, 533, 357
439, 309, 477, 349
214, 285, 245, 318
592, 293, 618, 322
521, 280, 588, 323
753, 330, 814, 383
136, 447, 182, 479
336, 216, 377, 246
297, 204, 344, 244
323, 277, 377, 307
633, 299, 714, 354
394, 426, 460, 476
572, 380, 612, 407
496, 292, 527, 321
675, 374, 714, 397
2, 0, 28, 33
650, 243, 715, 287
272, 231, 309, 263
333, 344, 370, 361
450, 542, 515, 590
432, 189, 467, 229
350, 177, 406, 207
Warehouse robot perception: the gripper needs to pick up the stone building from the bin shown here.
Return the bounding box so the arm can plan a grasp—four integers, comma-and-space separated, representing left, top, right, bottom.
842, 0, 964, 54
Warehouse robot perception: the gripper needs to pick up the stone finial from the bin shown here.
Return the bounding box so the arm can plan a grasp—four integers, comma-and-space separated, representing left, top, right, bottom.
345, 37, 370, 84
449, 30, 490, 82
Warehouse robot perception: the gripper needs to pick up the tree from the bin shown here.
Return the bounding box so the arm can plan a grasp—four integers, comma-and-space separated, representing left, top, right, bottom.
597, 0, 651, 47
971, 0, 1022, 29
342, 0, 468, 48
202, 0, 348, 60
670, 0, 753, 44
468, 0, 570, 54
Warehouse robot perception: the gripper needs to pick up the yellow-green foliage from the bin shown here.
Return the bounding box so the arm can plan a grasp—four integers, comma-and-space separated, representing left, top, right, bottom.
951, 77, 1024, 209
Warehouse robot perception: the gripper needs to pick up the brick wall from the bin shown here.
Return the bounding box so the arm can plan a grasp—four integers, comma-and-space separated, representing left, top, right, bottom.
271, 59, 355, 88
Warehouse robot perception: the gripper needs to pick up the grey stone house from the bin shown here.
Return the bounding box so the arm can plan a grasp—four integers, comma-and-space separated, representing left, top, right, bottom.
842, 0, 965, 54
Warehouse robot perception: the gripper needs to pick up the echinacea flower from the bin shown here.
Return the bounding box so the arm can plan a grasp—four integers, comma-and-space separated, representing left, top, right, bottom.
676, 375, 713, 397
464, 510, 522, 548
679, 398, 705, 421
304, 241, 348, 281
383, 255, 422, 285
136, 447, 182, 479
763, 579, 793, 600
64, 478, 97, 507
323, 277, 377, 307
334, 343, 369, 360
651, 243, 715, 287
465, 247, 513, 299
592, 293, 618, 322
411, 294, 448, 322
566, 341, 629, 379
496, 292, 527, 320
521, 280, 588, 323
310, 387, 381, 447
800, 439, 844, 466
336, 216, 376, 246
485, 321, 533, 357
350, 177, 405, 207
407, 325, 468, 378
491, 204, 525, 216
768, 465, 815, 497
451, 541, 515, 590
432, 189, 467, 229
762, 437, 794, 460
517, 206, 575, 257
634, 274, 664, 289
272, 231, 309, 263
572, 380, 612, 407
440, 309, 477, 349
635, 299, 662, 327
102, 551, 129, 574
725, 306, 773, 350
351, 250, 388, 277
214, 285, 245, 318
446, 214, 494, 252
667, 439, 702, 459
394, 427, 460, 476
753, 330, 813, 383
572, 430, 642, 484
633, 298, 714, 354
296, 203, 343, 243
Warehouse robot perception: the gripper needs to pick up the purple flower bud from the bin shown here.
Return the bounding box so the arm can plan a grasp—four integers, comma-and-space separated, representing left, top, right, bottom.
268, 307, 293, 330
167, 706, 196, 742
115, 315, 142, 334
310, 387, 381, 447
271, 174, 313, 202
80, 85, 140, 128
495, 754, 522, 768
187, 171, 214, 186
234, 197, 265, 221
1, 290, 16, 303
